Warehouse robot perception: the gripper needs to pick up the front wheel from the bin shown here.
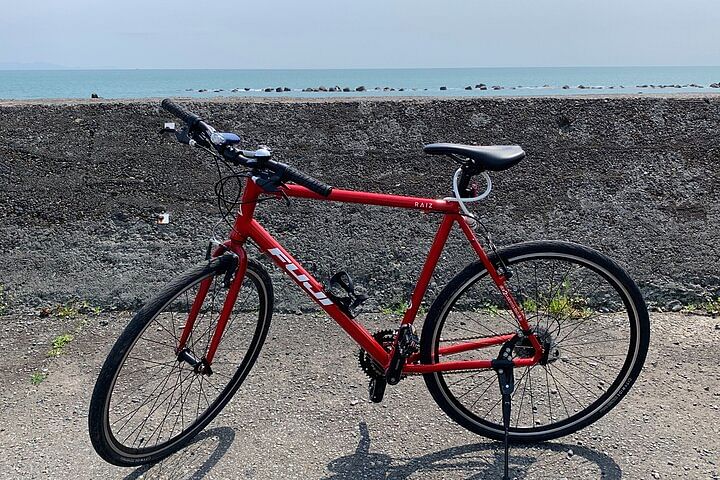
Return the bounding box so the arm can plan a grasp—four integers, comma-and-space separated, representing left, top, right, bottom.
89, 256, 273, 466
421, 241, 649, 443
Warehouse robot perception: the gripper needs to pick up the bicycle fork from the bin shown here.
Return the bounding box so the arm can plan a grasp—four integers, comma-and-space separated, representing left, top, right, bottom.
175, 249, 248, 371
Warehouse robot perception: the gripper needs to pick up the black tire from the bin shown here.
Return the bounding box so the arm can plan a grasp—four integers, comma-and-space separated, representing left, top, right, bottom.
89, 256, 273, 466
421, 241, 649, 443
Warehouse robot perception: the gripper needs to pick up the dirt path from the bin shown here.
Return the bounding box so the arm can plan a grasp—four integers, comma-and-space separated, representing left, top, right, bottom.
0, 310, 718, 479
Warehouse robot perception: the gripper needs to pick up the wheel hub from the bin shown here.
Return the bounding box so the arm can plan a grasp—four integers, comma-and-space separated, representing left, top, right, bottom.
515, 326, 559, 365
177, 348, 213, 375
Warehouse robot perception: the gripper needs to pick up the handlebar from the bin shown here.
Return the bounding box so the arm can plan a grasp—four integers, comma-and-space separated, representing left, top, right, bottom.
161, 98, 333, 197
161, 99, 204, 129
275, 162, 334, 197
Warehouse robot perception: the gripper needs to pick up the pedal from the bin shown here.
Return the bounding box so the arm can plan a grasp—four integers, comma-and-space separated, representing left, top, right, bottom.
385, 325, 419, 385
326, 271, 369, 318
368, 377, 387, 403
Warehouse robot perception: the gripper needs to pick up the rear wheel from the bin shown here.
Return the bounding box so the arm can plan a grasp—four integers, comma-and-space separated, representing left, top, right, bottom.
89, 256, 273, 466
421, 241, 649, 443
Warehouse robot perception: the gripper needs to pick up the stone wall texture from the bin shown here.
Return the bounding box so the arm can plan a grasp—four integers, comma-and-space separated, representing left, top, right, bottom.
1, 96, 718, 312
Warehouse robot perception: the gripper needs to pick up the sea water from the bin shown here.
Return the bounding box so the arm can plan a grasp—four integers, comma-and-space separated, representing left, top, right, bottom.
1, 66, 719, 100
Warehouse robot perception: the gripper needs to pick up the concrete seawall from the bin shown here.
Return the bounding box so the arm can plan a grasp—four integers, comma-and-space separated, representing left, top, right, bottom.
1, 96, 718, 312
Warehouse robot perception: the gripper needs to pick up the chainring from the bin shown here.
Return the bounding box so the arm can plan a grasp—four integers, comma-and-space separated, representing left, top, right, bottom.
358, 329, 395, 379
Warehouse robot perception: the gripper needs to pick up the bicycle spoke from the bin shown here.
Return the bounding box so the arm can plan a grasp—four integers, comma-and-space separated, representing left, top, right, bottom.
455, 373, 498, 400
116, 362, 169, 378
454, 311, 502, 337
546, 365, 573, 417
561, 358, 614, 385
514, 367, 530, 428
544, 366, 555, 423
468, 375, 502, 410
112, 361, 180, 430
480, 368, 531, 419
121, 362, 183, 444
527, 368, 537, 427
446, 370, 493, 387
559, 338, 622, 349
550, 362, 601, 397
547, 364, 585, 408
560, 347, 626, 362
141, 366, 187, 447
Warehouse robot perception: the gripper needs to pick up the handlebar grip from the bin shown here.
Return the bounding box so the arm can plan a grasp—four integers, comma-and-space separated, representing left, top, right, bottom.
161, 99, 202, 127
281, 164, 333, 197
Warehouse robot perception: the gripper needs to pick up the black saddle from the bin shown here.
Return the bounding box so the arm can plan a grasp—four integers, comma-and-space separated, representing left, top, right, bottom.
423, 143, 525, 171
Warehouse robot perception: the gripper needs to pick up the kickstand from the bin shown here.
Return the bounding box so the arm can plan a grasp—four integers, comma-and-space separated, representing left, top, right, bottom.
494, 360, 515, 480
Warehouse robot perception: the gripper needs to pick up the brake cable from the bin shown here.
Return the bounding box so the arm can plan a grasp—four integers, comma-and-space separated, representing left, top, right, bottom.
444, 166, 511, 275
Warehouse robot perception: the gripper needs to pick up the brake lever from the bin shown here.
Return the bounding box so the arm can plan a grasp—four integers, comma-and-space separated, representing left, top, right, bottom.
175, 126, 196, 146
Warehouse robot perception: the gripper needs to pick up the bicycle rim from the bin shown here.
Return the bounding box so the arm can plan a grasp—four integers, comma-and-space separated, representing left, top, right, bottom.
424, 242, 648, 441
101, 262, 269, 459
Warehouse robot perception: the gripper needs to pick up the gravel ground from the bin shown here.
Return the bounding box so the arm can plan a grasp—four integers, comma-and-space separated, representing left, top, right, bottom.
0, 310, 718, 479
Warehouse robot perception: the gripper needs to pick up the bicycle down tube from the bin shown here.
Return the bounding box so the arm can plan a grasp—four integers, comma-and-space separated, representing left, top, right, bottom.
186, 177, 543, 373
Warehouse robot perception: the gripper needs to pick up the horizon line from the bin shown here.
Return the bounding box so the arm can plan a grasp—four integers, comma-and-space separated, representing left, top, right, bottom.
2, 65, 720, 72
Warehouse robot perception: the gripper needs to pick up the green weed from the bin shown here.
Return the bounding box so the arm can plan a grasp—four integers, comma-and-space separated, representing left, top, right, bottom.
521, 298, 538, 314
48, 333, 74, 357
521, 281, 592, 320
681, 303, 698, 313
30, 372, 48, 386
382, 300, 410, 316
479, 303, 501, 316
45, 300, 101, 319
704, 297, 720, 315
381, 300, 427, 316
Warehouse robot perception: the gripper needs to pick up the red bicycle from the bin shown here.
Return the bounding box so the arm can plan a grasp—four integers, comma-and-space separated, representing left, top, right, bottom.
89, 100, 650, 479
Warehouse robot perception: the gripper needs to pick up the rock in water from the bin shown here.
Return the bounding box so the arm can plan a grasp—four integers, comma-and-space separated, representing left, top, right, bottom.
355, 85, 366, 91
439, 86, 447, 90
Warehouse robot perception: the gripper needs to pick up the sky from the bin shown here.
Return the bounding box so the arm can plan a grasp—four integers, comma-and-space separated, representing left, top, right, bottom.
1, 0, 719, 69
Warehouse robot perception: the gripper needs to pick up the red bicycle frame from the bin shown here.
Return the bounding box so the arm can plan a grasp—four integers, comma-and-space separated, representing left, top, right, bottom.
176, 178, 543, 374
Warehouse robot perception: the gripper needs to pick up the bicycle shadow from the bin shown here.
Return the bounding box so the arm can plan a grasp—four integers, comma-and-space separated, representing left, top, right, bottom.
123, 426, 236, 480
325, 422, 622, 480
